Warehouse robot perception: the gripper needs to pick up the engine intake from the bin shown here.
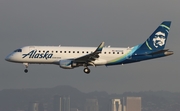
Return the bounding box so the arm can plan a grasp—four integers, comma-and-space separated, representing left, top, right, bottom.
59, 59, 78, 69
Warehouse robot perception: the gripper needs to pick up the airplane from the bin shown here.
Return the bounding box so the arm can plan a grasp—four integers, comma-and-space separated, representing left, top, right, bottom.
5, 21, 173, 74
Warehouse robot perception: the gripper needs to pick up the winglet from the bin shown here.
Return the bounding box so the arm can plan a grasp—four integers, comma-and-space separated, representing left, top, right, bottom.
95, 42, 105, 52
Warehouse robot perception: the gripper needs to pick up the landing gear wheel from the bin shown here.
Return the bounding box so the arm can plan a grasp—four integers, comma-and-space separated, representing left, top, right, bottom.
24, 69, 28, 73
23, 63, 29, 73
84, 68, 90, 74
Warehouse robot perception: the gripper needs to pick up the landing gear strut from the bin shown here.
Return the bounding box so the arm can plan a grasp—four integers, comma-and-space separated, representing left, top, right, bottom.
83, 67, 90, 74
23, 63, 29, 73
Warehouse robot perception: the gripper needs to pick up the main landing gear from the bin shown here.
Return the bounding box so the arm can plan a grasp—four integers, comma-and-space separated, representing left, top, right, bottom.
83, 67, 90, 74
23, 63, 29, 73
24, 69, 28, 73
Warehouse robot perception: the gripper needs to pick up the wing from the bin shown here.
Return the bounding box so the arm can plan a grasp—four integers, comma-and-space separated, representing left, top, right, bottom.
73, 42, 104, 63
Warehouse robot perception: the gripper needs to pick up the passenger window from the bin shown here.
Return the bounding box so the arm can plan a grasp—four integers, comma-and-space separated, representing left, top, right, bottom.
69, 51, 71, 53
86, 51, 88, 53
77, 51, 79, 53
60, 51, 62, 53
113, 52, 115, 54
39, 51, 41, 53
82, 51, 84, 53
52, 51, 54, 53
104, 52, 106, 54
43, 51, 45, 53
64, 51, 66, 53
109, 52, 111, 54
117, 52, 119, 54
56, 51, 58, 53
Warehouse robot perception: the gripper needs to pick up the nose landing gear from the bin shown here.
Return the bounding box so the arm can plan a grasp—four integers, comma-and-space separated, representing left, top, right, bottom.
23, 63, 29, 73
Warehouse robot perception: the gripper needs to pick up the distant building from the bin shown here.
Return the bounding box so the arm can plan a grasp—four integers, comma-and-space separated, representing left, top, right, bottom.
126, 97, 141, 111
70, 108, 79, 111
123, 106, 126, 111
84, 99, 99, 111
43, 103, 48, 111
53, 95, 61, 111
109, 99, 122, 111
28, 102, 44, 111
63, 96, 70, 111
53, 95, 70, 111
122, 97, 126, 111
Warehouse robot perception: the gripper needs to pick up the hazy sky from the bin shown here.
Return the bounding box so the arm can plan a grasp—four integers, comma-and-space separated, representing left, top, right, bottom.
0, 0, 180, 94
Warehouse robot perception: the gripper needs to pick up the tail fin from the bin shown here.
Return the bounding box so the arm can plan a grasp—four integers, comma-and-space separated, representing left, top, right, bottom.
139, 21, 171, 50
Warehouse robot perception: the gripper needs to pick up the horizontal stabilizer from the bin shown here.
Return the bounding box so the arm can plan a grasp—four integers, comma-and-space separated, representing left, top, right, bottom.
148, 49, 169, 55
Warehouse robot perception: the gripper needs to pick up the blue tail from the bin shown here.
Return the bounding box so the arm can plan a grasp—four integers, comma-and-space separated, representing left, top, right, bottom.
139, 21, 171, 50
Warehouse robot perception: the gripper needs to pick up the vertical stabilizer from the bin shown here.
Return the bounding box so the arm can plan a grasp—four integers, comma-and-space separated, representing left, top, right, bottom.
139, 21, 171, 50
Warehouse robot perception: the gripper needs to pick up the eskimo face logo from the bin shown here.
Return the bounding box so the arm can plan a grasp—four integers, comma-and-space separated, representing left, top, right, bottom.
153, 31, 166, 48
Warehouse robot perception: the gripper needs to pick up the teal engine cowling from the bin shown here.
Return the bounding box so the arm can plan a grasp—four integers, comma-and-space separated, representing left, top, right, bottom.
59, 59, 78, 69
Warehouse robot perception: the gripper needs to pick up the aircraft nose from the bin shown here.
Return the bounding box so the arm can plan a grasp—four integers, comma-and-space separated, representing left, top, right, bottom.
5, 55, 11, 61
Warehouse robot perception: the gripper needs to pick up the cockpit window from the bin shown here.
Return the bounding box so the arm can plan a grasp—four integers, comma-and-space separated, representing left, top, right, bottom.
14, 49, 22, 52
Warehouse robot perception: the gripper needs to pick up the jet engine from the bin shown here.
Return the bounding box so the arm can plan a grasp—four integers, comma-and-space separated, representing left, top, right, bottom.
59, 59, 78, 69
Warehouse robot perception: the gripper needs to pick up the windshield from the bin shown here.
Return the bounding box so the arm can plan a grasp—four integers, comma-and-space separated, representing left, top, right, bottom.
14, 49, 22, 52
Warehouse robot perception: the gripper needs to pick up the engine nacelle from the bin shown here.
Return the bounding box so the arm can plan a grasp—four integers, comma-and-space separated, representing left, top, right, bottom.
59, 59, 77, 69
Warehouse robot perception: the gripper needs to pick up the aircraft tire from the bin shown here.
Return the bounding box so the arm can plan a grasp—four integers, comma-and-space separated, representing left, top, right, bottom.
24, 69, 28, 73
84, 68, 90, 74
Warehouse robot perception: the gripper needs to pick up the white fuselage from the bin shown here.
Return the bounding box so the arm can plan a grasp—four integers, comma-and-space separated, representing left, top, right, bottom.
7, 46, 131, 66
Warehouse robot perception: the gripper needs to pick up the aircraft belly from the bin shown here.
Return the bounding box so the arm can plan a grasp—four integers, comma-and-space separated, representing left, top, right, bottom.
93, 59, 107, 65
